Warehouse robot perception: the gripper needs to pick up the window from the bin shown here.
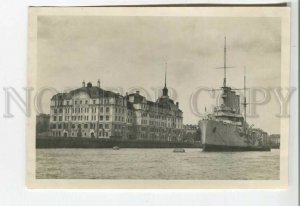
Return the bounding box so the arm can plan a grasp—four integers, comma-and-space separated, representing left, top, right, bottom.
84, 124, 88, 129
93, 100, 96, 104
53, 116, 57, 121
72, 124, 75, 128
106, 116, 109, 121
105, 124, 109, 129
75, 100, 77, 105
66, 101, 69, 105
85, 100, 88, 104
58, 124, 62, 129
59, 116, 62, 121
100, 115, 103, 121
106, 107, 109, 113
54, 109, 57, 114
99, 124, 103, 128
100, 107, 103, 113
80, 100, 82, 104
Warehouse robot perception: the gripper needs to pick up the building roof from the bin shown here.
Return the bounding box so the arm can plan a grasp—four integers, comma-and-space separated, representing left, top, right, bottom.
51, 85, 121, 100
126, 92, 145, 104
51, 81, 182, 113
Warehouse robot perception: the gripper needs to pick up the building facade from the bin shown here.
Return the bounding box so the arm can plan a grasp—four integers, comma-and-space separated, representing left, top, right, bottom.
36, 113, 50, 134
269, 134, 280, 148
49, 78, 183, 141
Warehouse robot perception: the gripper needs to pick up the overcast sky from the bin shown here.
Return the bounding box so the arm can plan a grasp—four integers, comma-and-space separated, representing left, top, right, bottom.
37, 16, 281, 134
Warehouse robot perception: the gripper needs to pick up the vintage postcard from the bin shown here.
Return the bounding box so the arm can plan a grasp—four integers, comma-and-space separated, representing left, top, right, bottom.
27, 6, 290, 188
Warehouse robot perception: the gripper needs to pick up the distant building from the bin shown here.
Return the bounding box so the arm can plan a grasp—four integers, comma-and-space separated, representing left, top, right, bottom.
36, 113, 50, 134
269, 134, 280, 148
183, 124, 200, 142
49, 75, 183, 141
249, 128, 269, 146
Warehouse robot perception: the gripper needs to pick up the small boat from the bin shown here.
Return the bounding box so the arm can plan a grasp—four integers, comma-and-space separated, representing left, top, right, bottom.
112, 146, 120, 150
173, 148, 185, 153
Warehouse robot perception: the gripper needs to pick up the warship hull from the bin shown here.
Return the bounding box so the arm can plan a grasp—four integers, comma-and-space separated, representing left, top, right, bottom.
200, 119, 270, 152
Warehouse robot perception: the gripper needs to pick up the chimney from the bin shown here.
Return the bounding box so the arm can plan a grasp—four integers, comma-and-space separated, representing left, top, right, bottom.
97, 79, 100, 88
82, 80, 85, 87
176, 102, 179, 107
87, 82, 92, 88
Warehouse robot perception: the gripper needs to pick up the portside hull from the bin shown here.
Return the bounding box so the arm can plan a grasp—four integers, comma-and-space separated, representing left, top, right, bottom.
203, 144, 271, 152
199, 119, 270, 152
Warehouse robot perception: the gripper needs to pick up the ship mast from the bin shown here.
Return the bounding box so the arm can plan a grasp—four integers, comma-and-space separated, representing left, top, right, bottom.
243, 67, 247, 122
223, 36, 227, 87
216, 37, 234, 87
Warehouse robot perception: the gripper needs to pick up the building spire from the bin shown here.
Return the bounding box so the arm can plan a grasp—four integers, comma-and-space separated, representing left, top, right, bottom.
164, 62, 167, 88
162, 61, 168, 97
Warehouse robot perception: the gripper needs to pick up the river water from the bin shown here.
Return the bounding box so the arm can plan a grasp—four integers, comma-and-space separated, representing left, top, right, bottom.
36, 148, 279, 180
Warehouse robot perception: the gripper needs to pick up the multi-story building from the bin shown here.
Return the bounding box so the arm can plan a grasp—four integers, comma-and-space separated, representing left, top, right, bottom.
49, 76, 184, 141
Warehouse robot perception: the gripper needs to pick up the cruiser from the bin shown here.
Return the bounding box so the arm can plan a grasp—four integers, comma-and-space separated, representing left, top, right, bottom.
199, 37, 271, 152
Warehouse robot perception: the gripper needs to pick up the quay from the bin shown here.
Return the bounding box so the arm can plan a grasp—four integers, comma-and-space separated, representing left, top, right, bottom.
36, 135, 202, 149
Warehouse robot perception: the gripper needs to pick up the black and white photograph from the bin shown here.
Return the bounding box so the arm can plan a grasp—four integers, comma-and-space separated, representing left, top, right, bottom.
27, 7, 291, 188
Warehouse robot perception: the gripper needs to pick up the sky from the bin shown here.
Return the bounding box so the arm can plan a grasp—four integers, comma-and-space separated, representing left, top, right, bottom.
37, 16, 282, 134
